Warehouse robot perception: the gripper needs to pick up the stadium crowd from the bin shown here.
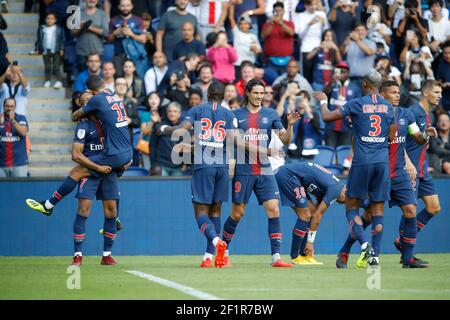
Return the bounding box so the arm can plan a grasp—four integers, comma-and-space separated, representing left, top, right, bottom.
1, 0, 450, 177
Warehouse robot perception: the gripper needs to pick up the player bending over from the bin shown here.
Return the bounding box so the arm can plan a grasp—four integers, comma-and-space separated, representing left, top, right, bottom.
336, 80, 437, 269
26, 76, 132, 215
314, 70, 396, 269
275, 161, 346, 265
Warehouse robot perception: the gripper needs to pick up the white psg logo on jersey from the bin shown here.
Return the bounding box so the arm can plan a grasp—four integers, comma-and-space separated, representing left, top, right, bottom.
262, 117, 269, 124
77, 129, 86, 139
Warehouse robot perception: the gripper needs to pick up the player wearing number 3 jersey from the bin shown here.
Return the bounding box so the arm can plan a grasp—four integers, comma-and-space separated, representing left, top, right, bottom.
314, 70, 396, 269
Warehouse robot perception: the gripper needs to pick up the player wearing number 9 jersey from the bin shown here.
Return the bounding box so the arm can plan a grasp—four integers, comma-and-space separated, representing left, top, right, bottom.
159, 82, 236, 268
315, 70, 396, 269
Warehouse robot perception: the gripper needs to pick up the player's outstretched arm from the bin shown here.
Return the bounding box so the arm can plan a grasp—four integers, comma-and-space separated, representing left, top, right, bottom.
278, 112, 301, 145
72, 108, 86, 122
312, 91, 343, 122
409, 123, 438, 145
72, 142, 112, 174
159, 119, 193, 136
304, 201, 328, 256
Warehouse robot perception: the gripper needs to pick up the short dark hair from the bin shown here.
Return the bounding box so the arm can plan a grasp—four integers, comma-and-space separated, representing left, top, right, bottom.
380, 80, 400, 92
273, 1, 284, 10
428, 0, 443, 7
240, 60, 255, 69
3, 97, 16, 108
405, 0, 418, 9
87, 52, 101, 60
421, 79, 441, 94
299, 90, 311, 101
245, 79, 265, 95
45, 11, 57, 19
442, 40, 450, 50
229, 97, 242, 107
207, 81, 225, 102
86, 75, 104, 91
71, 91, 83, 112
189, 88, 203, 98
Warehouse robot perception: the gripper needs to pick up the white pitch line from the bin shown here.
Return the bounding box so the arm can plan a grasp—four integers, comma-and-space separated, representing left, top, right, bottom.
123, 270, 223, 300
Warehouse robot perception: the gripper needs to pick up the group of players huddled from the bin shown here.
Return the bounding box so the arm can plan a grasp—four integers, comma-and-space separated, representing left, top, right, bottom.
26, 69, 442, 270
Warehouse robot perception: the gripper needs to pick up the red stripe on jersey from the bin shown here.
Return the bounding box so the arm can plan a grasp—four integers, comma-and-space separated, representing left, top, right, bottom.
73, 234, 85, 239
418, 114, 431, 178
389, 125, 400, 178
417, 221, 425, 230
212, 101, 217, 111
334, 85, 347, 131
248, 112, 261, 175
5, 122, 13, 167
270, 233, 283, 239
322, 51, 332, 85
372, 95, 377, 103
208, 2, 216, 25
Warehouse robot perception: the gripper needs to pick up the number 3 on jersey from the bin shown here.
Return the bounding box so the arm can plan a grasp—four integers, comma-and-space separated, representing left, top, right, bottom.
369, 115, 381, 137
199, 118, 226, 141
111, 102, 127, 122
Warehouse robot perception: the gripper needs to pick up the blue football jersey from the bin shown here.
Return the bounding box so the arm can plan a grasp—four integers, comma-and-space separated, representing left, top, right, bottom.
82, 91, 132, 156
339, 94, 394, 166
234, 106, 285, 175
389, 107, 415, 180
73, 119, 104, 158
405, 103, 430, 178
185, 101, 237, 170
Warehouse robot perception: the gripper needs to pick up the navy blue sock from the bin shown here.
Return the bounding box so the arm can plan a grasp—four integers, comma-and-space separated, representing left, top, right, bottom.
371, 215, 384, 257
291, 218, 309, 259
206, 216, 221, 254
196, 215, 218, 243
402, 217, 417, 263
398, 216, 406, 247
346, 209, 368, 246
103, 217, 117, 252
340, 214, 371, 253
222, 216, 238, 247
49, 177, 78, 206
417, 209, 434, 232
73, 214, 87, 253
268, 217, 282, 255
116, 199, 120, 218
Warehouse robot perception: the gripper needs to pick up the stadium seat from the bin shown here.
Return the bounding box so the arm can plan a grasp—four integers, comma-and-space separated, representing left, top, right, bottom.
314, 146, 335, 167
336, 145, 351, 166
325, 166, 343, 176
122, 167, 149, 177
103, 43, 115, 63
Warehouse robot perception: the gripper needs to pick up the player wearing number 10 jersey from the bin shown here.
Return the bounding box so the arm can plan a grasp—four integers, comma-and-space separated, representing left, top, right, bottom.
159, 82, 235, 268
315, 70, 396, 269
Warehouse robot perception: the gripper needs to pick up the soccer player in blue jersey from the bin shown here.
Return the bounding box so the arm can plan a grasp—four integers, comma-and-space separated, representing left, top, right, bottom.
159, 81, 235, 268
336, 80, 437, 269
26, 76, 133, 215
275, 161, 346, 265
221, 79, 300, 268
314, 70, 396, 268
395, 79, 443, 261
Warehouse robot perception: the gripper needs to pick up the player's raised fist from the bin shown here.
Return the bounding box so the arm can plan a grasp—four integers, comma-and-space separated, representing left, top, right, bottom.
425, 124, 438, 138
312, 91, 328, 102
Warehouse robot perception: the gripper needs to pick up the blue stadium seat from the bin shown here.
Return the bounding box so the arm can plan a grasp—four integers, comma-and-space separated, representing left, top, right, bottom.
122, 167, 149, 177
103, 43, 115, 63
325, 166, 343, 176
336, 145, 351, 166
314, 146, 335, 167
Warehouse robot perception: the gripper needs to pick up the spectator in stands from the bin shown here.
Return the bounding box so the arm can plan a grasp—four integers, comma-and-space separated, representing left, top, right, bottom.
0, 13, 8, 78
295, 0, 328, 82
437, 41, 450, 112
102, 61, 116, 93
144, 51, 168, 95
188, 88, 203, 108
187, 0, 229, 42
230, 0, 266, 37
323, 60, 361, 148
206, 32, 238, 84
272, 59, 313, 100
401, 55, 435, 106
104, 0, 150, 20
0, 97, 29, 177
427, 0, 450, 55
366, 4, 392, 54
107, 0, 147, 77
191, 64, 214, 103
173, 21, 206, 61
73, 0, 109, 73
156, 0, 200, 62
73, 53, 101, 92
150, 102, 184, 176
231, 14, 262, 74
328, 0, 357, 46
166, 69, 191, 113
234, 60, 256, 97
428, 113, 450, 174
123, 59, 144, 104
262, 85, 276, 109
159, 53, 201, 97
307, 29, 342, 91
395, 0, 429, 46
265, 0, 298, 22
228, 97, 243, 110
140, 91, 163, 170
261, 2, 295, 84
0, 64, 30, 116
399, 31, 433, 67
37, 12, 63, 89
223, 83, 239, 109
341, 23, 376, 85
141, 12, 157, 59
374, 52, 402, 85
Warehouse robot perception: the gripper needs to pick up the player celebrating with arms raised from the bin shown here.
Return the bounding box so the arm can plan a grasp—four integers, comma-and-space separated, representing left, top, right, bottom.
314, 70, 396, 268
221, 79, 300, 268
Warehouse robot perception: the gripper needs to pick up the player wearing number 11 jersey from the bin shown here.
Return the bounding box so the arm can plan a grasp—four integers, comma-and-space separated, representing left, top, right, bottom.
315, 70, 396, 269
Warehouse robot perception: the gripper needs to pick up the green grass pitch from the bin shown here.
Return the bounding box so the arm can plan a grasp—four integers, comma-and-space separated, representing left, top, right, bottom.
1, 254, 450, 300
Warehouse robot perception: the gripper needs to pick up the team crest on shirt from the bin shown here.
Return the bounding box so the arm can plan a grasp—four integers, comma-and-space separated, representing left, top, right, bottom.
262, 117, 269, 124
399, 118, 406, 126
77, 129, 86, 139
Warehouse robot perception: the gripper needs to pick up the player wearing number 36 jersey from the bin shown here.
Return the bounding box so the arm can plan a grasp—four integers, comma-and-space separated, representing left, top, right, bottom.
315, 70, 396, 269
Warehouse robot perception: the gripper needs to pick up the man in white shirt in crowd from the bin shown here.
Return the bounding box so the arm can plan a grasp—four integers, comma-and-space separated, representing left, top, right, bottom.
144, 51, 168, 95
0, 64, 30, 116
102, 62, 116, 93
